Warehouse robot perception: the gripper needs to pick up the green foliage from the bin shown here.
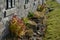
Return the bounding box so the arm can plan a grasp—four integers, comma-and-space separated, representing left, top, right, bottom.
28, 11, 34, 18
37, 5, 44, 12
22, 17, 29, 24
22, 17, 32, 29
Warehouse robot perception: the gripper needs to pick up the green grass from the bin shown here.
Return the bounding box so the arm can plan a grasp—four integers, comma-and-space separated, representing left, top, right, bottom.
46, 0, 60, 8
43, 0, 60, 40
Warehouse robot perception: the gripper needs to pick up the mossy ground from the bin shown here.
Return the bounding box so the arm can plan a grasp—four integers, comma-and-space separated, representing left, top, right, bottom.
43, 0, 60, 40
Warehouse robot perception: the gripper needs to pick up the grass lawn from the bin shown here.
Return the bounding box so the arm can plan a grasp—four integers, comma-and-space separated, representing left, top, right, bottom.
43, 0, 60, 40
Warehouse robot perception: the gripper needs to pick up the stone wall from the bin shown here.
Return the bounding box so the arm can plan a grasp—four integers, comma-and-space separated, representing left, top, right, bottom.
0, 0, 46, 18
17, 0, 40, 17
0, 0, 5, 18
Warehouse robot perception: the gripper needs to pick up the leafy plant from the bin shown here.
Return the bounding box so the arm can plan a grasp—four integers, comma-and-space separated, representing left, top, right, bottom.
9, 15, 26, 37
37, 5, 45, 12
28, 11, 34, 18
22, 17, 37, 29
